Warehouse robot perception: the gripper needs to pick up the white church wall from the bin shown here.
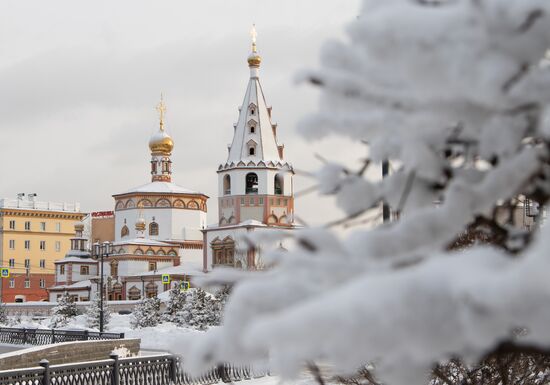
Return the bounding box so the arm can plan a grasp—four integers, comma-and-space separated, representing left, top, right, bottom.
115, 206, 206, 242
70, 263, 97, 282
172, 209, 206, 240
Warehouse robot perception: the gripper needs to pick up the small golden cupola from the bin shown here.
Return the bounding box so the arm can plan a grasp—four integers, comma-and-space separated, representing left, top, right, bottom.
149, 95, 174, 156
247, 24, 262, 68
149, 95, 174, 183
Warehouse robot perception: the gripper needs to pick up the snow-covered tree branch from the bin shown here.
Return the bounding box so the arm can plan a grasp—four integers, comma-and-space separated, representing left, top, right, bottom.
173, 1, 550, 384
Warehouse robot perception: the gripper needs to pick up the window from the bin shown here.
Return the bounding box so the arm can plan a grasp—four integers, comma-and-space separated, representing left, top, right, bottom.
80, 266, 89, 275
9, 220, 15, 230
60, 265, 65, 275
241, 198, 245, 205
250, 126, 255, 133
149, 222, 159, 236
24, 279, 30, 288
245, 173, 259, 194
24, 221, 31, 231
9, 240, 15, 249
40, 279, 45, 288
259, 197, 264, 205
40, 222, 46, 231
9, 279, 14, 288
223, 175, 231, 195
40, 259, 46, 268
249, 147, 255, 156
55, 241, 61, 252
8, 259, 15, 267
249, 198, 255, 205
274, 174, 284, 195
111, 262, 118, 277
212, 237, 235, 266
121, 225, 129, 238
24, 259, 30, 268
148, 262, 157, 272
24, 240, 30, 250
56, 223, 61, 232
40, 241, 46, 250
250, 108, 255, 115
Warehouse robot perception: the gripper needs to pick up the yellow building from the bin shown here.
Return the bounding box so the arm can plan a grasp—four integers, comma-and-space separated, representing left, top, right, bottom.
0, 196, 84, 302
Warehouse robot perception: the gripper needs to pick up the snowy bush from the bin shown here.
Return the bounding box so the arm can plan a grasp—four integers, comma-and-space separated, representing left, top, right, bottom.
174, 288, 218, 330
177, 1, 550, 385
85, 293, 111, 330
163, 282, 189, 323
131, 297, 161, 329
50, 292, 78, 328
0, 303, 7, 326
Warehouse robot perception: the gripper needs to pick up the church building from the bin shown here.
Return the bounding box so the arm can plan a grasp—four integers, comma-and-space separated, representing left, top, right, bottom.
202, 28, 298, 271
103, 98, 209, 299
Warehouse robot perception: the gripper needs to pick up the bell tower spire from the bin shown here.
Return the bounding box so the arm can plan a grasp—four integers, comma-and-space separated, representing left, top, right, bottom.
149, 94, 174, 183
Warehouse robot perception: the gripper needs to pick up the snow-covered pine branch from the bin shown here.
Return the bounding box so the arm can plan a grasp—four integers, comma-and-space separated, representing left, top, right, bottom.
172, 1, 550, 385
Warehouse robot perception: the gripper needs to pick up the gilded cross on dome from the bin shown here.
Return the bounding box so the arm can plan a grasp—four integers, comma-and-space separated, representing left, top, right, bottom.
156, 94, 167, 130
250, 24, 257, 52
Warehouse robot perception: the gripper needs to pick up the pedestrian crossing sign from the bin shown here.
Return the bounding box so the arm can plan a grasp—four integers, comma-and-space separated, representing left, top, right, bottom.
180, 281, 190, 292
162, 274, 170, 284
0, 268, 9, 278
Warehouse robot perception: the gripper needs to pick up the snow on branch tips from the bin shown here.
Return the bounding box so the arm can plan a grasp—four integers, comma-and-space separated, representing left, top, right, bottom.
173, 1, 550, 385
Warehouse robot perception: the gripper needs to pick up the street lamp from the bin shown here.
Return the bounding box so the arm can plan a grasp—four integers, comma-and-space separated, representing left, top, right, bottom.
92, 241, 112, 333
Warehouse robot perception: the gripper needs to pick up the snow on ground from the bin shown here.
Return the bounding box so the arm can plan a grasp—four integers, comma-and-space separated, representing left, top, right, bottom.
4, 314, 323, 384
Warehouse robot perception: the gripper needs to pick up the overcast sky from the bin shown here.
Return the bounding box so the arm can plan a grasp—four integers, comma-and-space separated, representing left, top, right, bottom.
0, 0, 368, 226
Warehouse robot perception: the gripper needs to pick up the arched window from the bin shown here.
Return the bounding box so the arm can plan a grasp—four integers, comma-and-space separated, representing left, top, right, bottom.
274, 174, 284, 195
249, 147, 255, 156
250, 126, 255, 134
246, 173, 259, 194
121, 225, 129, 238
149, 222, 159, 236
223, 175, 231, 195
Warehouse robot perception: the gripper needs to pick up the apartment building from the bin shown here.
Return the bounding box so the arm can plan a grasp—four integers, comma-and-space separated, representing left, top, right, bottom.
0, 195, 84, 302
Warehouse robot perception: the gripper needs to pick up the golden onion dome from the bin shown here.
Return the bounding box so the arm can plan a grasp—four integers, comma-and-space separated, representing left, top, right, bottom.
135, 217, 146, 232
248, 50, 262, 67
149, 129, 174, 155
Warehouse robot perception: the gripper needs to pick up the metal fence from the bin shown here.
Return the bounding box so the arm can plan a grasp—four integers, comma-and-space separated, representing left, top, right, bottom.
0, 327, 124, 345
0, 354, 267, 385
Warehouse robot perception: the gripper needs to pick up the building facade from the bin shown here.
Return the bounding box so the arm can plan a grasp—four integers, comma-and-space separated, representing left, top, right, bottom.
48, 222, 98, 302
0, 195, 84, 302
203, 31, 298, 271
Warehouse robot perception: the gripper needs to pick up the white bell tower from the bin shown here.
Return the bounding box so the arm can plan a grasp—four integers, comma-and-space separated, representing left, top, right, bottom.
217, 26, 295, 227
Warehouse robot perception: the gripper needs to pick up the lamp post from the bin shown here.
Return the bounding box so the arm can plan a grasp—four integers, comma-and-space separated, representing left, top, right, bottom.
92, 241, 112, 333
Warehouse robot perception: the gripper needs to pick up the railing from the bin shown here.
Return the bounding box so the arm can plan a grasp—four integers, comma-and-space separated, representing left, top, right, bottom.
0, 354, 268, 385
0, 327, 124, 346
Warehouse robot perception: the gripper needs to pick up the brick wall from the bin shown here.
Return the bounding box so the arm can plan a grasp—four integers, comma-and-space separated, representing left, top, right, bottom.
0, 338, 140, 370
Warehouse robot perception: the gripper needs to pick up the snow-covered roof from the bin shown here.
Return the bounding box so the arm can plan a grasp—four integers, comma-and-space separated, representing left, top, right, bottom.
126, 255, 205, 278
113, 238, 173, 247
114, 181, 204, 197
49, 279, 93, 290
55, 256, 97, 264
65, 250, 92, 258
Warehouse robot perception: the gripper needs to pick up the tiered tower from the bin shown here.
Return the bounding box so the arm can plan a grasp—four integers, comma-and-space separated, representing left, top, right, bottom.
216, 26, 295, 227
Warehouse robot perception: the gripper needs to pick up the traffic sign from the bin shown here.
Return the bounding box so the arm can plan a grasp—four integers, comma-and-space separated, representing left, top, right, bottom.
0, 268, 9, 278
162, 274, 170, 284
180, 281, 190, 292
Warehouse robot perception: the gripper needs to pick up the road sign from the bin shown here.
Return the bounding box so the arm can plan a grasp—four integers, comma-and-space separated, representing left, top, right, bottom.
180, 281, 190, 292
0, 268, 9, 278
162, 274, 170, 284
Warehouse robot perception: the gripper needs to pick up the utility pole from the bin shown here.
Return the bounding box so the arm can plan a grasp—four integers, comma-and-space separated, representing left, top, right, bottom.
382, 159, 391, 223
